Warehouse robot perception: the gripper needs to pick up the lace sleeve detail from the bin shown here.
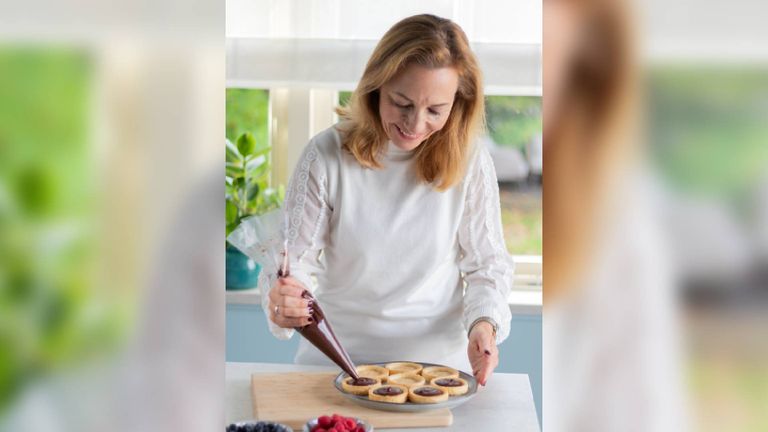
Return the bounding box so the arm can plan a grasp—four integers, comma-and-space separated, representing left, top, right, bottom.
261, 139, 332, 340
458, 146, 514, 344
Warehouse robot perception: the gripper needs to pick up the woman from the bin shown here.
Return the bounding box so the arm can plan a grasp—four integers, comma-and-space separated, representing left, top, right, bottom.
544, 0, 688, 430
263, 14, 512, 385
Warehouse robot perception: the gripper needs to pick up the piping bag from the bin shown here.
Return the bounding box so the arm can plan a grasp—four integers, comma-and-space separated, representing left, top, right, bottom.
227, 209, 359, 379
277, 238, 360, 380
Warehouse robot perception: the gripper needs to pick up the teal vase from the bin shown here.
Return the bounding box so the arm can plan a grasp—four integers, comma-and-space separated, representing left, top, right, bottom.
226, 244, 261, 290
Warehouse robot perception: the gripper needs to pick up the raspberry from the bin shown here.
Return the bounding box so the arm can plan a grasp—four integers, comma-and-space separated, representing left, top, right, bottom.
355, 427, 366, 432
344, 419, 356, 430
311, 426, 326, 432
318, 416, 333, 428
327, 428, 339, 432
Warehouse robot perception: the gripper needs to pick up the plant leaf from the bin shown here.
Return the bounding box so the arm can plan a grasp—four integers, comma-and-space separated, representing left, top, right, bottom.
226, 163, 243, 179
225, 199, 238, 224
245, 155, 267, 171
234, 177, 245, 190
247, 182, 260, 201
226, 139, 243, 163
249, 161, 269, 180
236, 132, 257, 157
226, 222, 240, 237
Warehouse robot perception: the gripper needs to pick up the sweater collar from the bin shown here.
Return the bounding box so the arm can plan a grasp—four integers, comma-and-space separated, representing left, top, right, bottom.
385, 140, 416, 161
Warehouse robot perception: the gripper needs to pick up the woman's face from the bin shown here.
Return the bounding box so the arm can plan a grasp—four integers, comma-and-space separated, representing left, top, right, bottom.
378, 64, 459, 151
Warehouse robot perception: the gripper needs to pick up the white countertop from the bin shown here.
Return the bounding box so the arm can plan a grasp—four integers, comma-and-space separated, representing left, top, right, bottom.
226, 362, 540, 432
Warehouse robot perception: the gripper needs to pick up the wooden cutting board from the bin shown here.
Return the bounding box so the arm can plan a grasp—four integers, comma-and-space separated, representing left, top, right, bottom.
251, 372, 453, 430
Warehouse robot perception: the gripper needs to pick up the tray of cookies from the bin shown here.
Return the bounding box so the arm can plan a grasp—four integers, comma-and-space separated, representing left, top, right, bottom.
333, 361, 478, 412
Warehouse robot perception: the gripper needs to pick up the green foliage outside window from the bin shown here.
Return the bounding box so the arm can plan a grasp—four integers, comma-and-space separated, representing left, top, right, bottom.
338, 91, 352, 108
485, 96, 542, 151
226, 88, 269, 147
0, 48, 124, 416
225, 89, 283, 238
649, 67, 768, 200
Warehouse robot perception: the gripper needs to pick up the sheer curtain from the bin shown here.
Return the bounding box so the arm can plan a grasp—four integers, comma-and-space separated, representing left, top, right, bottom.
226, 0, 541, 94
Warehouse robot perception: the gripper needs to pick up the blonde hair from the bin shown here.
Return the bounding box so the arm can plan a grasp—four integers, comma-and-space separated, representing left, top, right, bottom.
544, 0, 639, 301
337, 14, 484, 191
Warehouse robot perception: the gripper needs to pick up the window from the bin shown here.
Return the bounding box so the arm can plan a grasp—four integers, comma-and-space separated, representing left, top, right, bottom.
226, 88, 270, 146
486, 96, 542, 258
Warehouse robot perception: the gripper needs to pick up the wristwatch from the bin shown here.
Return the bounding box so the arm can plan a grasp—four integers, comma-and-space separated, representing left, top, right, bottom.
468, 316, 498, 338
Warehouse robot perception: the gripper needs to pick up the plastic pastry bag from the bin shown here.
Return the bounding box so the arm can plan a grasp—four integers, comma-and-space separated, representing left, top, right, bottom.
226, 208, 285, 279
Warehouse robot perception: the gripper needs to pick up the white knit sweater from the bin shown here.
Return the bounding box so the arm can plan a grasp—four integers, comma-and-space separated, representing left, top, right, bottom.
259, 124, 513, 372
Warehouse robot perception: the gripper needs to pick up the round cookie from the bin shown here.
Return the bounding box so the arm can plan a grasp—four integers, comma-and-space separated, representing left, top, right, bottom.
356, 365, 390, 383
431, 376, 469, 396
341, 376, 381, 395
387, 373, 426, 388
408, 385, 449, 403
368, 384, 409, 403
385, 361, 423, 375
421, 366, 459, 383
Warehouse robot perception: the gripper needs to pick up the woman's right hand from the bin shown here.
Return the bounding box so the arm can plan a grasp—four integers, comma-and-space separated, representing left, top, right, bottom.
267, 276, 314, 328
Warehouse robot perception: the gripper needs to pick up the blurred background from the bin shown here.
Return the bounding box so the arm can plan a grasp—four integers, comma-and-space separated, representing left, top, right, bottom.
646, 29, 768, 432
544, 0, 768, 431
644, 2, 768, 430
0, 1, 224, 431
224, 0, 544, 425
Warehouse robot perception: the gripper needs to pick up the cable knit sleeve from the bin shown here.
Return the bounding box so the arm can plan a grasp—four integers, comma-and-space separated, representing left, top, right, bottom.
458, 145, 514, 344
260, 138, 331, 340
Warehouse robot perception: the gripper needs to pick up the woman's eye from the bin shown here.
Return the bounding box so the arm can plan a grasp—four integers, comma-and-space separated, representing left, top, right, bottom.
396, 103, 411, 109
428, 109, 441, 116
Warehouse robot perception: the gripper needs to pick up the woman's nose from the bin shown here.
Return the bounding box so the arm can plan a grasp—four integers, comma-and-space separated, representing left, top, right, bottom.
404, 110, 425, 134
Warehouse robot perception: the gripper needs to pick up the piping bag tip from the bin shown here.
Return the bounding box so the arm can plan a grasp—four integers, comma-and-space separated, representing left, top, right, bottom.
296, 291, 360, 380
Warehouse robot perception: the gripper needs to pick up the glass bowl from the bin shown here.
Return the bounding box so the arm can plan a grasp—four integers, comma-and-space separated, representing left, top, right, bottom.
226, 420, 293, 432
303, 415, 373, 432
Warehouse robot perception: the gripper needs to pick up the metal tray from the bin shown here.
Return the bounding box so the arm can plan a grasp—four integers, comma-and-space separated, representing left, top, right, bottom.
333, 361, 478, 413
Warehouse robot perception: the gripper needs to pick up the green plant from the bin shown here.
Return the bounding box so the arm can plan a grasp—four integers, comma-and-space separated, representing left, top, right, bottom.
485, 96, 542, 151
0, 48, 126, 416
226, 132, 284, 238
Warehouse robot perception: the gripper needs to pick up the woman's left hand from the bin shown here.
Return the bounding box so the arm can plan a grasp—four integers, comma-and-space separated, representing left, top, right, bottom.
467, 321, 499, 386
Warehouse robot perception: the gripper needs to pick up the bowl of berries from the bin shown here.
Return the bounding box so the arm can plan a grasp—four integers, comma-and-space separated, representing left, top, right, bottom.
226, 420, 293, 432
303, 413, 373, 432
